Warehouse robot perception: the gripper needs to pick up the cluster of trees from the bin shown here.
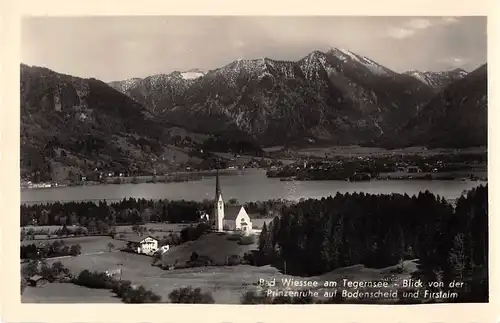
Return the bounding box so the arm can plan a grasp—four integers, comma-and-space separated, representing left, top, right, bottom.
21, 225, 89, 241
254, 185, 488, 302
180, 223, 211, 242
21, 260, 73, 293
21, 198, 289, 231
168, 287, 215, 303
21, 199, 204, 228
73, 270, 162, 303
22, 260, 72, 281
73, 271, 217, 303
21, 240, 82, 259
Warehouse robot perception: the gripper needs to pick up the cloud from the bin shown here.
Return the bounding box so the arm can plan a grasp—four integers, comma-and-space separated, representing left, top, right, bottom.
439, 56, 468, 68
441, 17, 460, 25
408, 19, 432, 29
233, 40, 245, 48
386, 17, 461, 40
386, 27, 416, 39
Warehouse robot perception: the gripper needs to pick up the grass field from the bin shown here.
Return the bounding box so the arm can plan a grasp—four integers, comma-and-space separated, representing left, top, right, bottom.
161, 232, 258, 266
43, 251, 160, 276
22, 282, 120, 303
26, 256, 418, 304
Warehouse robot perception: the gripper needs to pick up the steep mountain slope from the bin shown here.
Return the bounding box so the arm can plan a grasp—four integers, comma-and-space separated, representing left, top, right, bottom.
109, 69, 205, 116
117, 48, 435, 147
390, 64, 487, 148
20, 64, 170, 182
403, 68, 468, 92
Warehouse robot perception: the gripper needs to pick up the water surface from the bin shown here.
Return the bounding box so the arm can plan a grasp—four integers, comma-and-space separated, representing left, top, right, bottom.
21, 169, 486, 205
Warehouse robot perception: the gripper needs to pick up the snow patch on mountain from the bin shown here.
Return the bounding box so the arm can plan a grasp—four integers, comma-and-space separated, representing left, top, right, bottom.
211, 58, 298, 86
180, 71, 204, 80
109, 77, 141, 92
404, 69, 468, 90
329, 48, 390, 76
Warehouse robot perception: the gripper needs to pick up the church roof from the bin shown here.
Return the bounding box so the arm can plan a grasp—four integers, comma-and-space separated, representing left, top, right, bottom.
223, 205, 244, 221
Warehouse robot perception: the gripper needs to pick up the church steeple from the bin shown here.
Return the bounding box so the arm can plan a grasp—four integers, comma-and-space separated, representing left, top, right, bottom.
215, 168, 222, 200
214, 168, 224, 232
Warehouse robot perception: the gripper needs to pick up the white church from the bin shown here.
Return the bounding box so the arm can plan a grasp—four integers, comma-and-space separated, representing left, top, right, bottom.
212, 169, 253, 235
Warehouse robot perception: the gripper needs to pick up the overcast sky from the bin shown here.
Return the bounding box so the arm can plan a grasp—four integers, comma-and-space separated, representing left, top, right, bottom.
21, 16, 487, 82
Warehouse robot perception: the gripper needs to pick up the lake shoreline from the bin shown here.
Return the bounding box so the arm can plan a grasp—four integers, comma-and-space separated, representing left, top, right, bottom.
22, 172, 487, 191
21, 169, 487, 206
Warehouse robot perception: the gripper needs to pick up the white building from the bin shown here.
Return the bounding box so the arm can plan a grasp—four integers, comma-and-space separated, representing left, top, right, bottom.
126, 236, 159, 255
223, 205, 253, 234
212, 169, 253, 235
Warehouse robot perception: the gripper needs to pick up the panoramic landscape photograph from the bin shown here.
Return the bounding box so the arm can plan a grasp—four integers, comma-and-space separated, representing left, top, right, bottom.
19, 15, 488, 304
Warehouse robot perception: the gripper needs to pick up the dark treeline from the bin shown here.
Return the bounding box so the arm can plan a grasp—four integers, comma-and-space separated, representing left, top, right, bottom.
255, 185, 488, 302
21, 198, 290, 228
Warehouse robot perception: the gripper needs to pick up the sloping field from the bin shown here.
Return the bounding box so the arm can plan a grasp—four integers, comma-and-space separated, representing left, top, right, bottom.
127, 260, 419, 304
22, 229, 420, 304
161, 232, 258, 266
22, 282, 120, 303
44, 251, 160, 277
21, 244, 420, 304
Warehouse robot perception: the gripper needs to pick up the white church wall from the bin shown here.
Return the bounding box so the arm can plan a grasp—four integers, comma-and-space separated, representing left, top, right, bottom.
234, 208, 253, 234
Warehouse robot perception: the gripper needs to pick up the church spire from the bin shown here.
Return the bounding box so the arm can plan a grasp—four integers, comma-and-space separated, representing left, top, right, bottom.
214, 168, 224, 232
215, 168, 222, 199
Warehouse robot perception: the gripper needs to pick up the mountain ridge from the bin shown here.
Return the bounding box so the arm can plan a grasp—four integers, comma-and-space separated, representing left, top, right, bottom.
20, 64, 177, 182
403, 68, 468, 92
395, 63, 487, 148
108, 48, 442, 146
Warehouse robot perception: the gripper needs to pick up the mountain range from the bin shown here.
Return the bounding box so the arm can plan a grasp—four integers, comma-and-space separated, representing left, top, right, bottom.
20, 48, 487, 180
108, 48, 482, 147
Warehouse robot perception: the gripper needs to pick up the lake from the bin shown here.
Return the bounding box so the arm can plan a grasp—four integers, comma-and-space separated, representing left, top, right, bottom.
21, 169, 486, 205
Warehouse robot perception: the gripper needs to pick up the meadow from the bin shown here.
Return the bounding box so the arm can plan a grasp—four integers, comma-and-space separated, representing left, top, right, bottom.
24, 247, 419, 304
22, 282, 121, 303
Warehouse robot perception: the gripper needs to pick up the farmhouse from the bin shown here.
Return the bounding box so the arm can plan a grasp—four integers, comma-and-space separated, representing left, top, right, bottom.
212, 169, 253, 235
126, 236, 159, 255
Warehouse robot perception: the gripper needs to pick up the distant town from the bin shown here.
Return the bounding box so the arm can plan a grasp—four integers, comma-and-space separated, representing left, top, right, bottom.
22, 147, 487, 189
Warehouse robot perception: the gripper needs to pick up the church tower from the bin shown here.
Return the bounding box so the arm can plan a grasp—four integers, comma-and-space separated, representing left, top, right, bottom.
214, 169, 224, 231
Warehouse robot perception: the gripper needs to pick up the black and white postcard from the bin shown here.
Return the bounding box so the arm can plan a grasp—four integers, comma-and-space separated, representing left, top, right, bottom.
1, 1, 496, 323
